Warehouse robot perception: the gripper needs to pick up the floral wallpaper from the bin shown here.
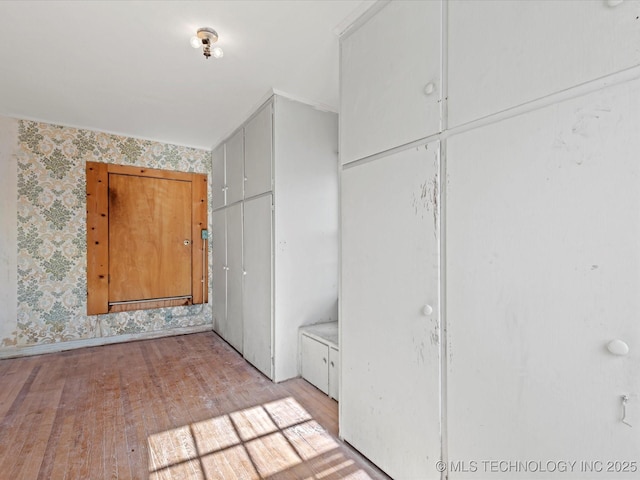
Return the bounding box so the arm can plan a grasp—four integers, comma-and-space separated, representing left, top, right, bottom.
12, 120, 212, 347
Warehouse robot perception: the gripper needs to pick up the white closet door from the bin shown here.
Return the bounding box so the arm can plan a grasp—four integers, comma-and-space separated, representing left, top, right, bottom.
244, 102, 272, 199
225, 129, 244, 205
340, 0, 441, 164
341, 143, 441, 479
448, 0, 640, 127
212, 144, 225, 209
211, 208, 227, 338
242, 194, 273, 378
225, 202, 243, 353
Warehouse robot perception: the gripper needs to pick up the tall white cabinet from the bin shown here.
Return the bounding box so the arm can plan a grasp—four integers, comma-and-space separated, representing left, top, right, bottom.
342, 144, 441, 479
212, 94, 338, 382
340, 1, 640, 479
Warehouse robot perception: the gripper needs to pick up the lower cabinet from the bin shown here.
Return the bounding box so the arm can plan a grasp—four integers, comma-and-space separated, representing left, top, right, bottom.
299, 322, 339, 401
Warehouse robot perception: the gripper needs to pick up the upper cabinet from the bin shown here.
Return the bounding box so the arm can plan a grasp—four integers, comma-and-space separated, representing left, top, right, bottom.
244, 103, 273, 199
212, 144, 225, 210
448, 0, 640, 127
340, 0, 442, 165
225, 129, 244, 204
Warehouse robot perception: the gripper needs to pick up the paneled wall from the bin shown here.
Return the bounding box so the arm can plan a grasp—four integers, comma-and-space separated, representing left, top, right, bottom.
0, 116, 212, 358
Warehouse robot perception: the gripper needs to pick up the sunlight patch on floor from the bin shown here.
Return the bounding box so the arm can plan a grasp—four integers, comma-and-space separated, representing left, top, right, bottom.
147, 396, 373, 479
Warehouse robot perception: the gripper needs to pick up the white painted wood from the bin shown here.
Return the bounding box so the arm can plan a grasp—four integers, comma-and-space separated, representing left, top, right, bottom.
446, 79, 640, 477
273, 96, 339, 382
341, 143, 441, 479
225, 202, 243, 353
448, 0, 640, 128
340, 0, 441, 164
0, 116, 18, 344
329, 346, 339, 401
301, 334, 329, 395
299, 322, 338, 349
211, 208, 227, 338
211, 143, 225, 209
242, 194, 273, 378
244, 101, 273, 199
225, 129, 244, 205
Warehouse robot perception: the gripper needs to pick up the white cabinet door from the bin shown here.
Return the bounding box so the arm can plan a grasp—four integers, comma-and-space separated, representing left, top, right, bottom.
211, 208, 227, 337
341, 143, 441, 479
243, 194, 273, 378
446, 79, 640, 469
225, 129, 244, 205
301, 335, 329, 395
448, 0, 640, 127
244, 102, 272, 199
340, 0, 441, 164
225, 203, 243, 353
328, 346, 339, 401
212, 144, 225, 210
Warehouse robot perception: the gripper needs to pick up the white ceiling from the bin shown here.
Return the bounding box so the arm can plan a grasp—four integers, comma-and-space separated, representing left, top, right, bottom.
0, 0, 372, 150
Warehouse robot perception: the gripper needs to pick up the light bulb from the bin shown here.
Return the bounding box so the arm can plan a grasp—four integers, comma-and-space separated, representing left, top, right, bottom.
190, 36, 201, 48
211, 46, 224, 59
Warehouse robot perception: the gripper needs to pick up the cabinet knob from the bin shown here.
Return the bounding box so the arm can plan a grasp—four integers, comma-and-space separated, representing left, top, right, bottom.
424, 82, 436, 96
330, 361, 335, 367
422, 304, 433, 316
243, 271, 247, 276
244, 177, 248, 181
323, 357, 327, 364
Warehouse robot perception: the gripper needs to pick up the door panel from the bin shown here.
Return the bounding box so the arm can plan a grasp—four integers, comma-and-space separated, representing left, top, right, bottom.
244, 102, 272, 198
243, 194, 273, 378
446, 79, 640, 469
212, 144, 225, 209
301, 335, 329, 394
340, 0, 441, 164
329, 347, 339, 400
226, 129, 244, 205
109, 174, 191, 302
226, 203, 243, 352
212, 208, 227, 337
341, 143, 441, 479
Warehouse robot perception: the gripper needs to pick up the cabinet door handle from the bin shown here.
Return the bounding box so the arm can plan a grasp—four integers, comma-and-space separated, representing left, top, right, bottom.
323, 358, 327, 364
330, 361, 335, 367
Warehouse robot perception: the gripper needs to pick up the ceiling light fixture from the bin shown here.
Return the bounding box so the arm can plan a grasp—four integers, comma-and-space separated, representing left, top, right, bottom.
191, 27, 224, 59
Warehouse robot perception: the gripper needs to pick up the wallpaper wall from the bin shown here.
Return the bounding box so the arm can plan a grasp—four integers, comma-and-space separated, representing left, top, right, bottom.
3, 119, 212, 350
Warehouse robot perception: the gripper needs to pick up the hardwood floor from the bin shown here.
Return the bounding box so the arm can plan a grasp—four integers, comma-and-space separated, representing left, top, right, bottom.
0, 332, 388, 479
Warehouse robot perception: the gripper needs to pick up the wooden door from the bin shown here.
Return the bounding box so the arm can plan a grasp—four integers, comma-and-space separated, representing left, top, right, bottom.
341, 143, 441, 479
244, 102, 272, 198
225, 202, 244, 353
242, 194, 273, 378
212, 208, 227, 337
109, 174, 191, 302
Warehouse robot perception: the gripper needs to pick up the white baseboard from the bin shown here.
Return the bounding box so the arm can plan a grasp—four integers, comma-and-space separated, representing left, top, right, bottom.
0, 323, 214, 360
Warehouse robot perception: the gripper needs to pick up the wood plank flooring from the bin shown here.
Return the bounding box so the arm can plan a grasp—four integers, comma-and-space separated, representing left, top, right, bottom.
0, 332, 389, 480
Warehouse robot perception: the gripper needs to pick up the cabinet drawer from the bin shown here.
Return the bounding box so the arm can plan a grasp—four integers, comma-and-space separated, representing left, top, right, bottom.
301, 335, 329, 394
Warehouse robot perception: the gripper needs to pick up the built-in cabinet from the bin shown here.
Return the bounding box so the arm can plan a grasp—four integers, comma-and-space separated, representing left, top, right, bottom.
299, 322, 339, 401
340, 1, 640, 479
213, 95, 338, 382
340, 0, 441, 165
